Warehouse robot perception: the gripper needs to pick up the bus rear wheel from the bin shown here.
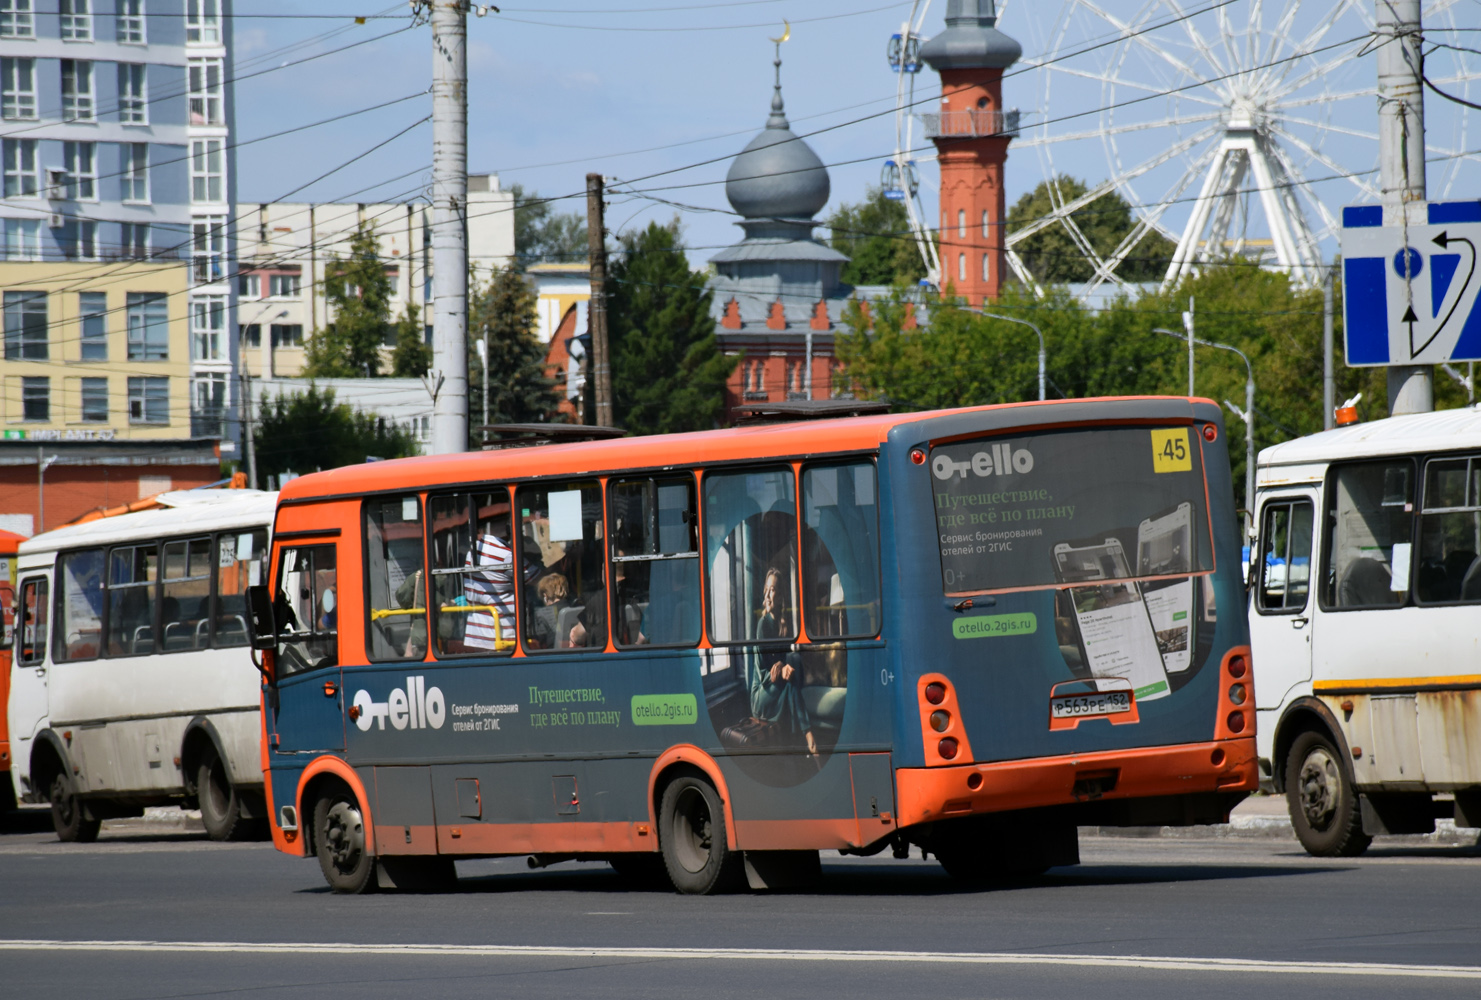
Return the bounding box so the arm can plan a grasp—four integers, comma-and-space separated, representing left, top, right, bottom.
659, 775, 742, 895
313, 790, 376, 894
197, 746, 243, 842
49, 773, 101, 844
1286, 730, 1371, 858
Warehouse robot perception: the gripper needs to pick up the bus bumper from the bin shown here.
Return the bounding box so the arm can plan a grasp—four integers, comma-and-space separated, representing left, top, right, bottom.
895, 737, 1259, 829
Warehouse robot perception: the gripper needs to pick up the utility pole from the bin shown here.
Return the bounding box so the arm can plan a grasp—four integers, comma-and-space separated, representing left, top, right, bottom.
240, 373, 258, 490
586, 172, 613, 427
1183, 297, 1195, 397
429, 0, 469, 453
1377, 0, 1432, 416
1323, 268, 1336, 429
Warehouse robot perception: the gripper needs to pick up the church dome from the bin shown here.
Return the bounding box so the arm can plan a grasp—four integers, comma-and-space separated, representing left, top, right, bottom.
725, 60, 830, 221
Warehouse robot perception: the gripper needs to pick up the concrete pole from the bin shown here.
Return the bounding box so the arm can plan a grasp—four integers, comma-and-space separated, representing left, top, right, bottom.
430, 0, 469, 453
240, 373, 258, 491
1323, 267, 1335, 429
1244, 371, 1255, 530
1184, 297, 1195, 397
1377, 0, 1432, 415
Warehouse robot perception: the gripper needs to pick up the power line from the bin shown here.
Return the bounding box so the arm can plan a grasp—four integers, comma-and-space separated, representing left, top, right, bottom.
495, 2, 909, 33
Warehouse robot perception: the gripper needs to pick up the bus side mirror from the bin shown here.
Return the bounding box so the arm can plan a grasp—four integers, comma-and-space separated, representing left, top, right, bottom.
245, 584, 276, 652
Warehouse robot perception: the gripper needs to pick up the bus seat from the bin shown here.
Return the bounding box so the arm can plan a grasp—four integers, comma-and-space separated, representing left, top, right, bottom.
557, 605, 583, 647
1337, 557, 1394, 606
1462, 558, 1481, 602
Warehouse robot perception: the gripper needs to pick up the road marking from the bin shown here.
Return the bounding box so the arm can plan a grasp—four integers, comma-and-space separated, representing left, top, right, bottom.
0, 940, 1477, 979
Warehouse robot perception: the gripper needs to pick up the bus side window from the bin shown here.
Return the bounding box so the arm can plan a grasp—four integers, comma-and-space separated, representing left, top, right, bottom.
520, 482, 606, 651
274, 544, 338, 676
56, 549, 104, 661
214, 530, 266, 648
106, 544, 158, 657
429, 490, 516, 656
802, 462, 881, 639
703, 467, 798, 643
17, 576, 47, 665
1256, 501, 1313, 613
1325, 460, 1413, 609
161, 536, 212, 652
1416, 457, 1481, 604
365, 495, 429, 662
609, 476, 700, 648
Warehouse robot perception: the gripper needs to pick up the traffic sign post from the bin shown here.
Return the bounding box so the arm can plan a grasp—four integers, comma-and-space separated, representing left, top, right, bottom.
1341, 201, 1481, 367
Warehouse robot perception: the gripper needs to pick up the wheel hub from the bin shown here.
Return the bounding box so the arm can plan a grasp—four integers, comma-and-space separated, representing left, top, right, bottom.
1298, 747, 1340, 830
671, 787, 713, 874
324, 801, 364, 869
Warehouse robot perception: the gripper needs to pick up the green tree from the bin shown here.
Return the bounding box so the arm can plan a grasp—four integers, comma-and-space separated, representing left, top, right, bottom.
303, 222, 392, 377
389, 302, 430, 377
253, 384, 419, 482
508, 182, 588, 268
827, 185, 930, 287
608, 221, 736, 435
1006, 175, 1177, 284
467, 265, 561, 440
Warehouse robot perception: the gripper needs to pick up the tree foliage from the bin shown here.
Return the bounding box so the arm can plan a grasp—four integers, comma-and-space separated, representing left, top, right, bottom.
826, 185, 930, 287
467, 265, 561, 440
1005, 175, 1178, 284
608, 221, 737, 435
303, 222, 393, 377
253, 384, 420, 481
509, 182, 588, 268
389, 302, 430, 377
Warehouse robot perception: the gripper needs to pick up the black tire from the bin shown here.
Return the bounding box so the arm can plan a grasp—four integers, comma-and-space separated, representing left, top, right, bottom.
1286, 729, 1371, 857
313, 788, 376, 894
658, 775, 743, 895
49, 772, 101, 844
197, 745, 244, 842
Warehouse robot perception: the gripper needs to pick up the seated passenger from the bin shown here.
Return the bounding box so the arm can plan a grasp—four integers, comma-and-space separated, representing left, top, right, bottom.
529, 572, 571, 649
464, 530, 516, 649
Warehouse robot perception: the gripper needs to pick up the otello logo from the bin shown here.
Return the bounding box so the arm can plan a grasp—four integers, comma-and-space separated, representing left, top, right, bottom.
933, 442, 1034, 480
352, 676, 446, 732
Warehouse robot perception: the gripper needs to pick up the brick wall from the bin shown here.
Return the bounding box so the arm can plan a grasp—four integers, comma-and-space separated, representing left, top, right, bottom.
0, 463, 219, 534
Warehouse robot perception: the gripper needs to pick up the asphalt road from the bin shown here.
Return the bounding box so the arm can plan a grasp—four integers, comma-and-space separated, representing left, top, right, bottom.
1, 809, 1479, 1000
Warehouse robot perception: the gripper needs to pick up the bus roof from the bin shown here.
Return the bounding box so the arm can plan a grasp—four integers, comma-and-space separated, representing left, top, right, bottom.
18, 489, 278, 556
1258, 405, 1481, 469
276, 397, 1201, 503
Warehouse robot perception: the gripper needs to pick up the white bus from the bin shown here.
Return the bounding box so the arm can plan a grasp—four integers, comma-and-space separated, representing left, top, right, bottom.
7, 490, 275, 842
1251, 408, 1481, 856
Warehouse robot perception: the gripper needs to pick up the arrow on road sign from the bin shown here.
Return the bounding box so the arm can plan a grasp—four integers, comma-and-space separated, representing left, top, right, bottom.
1402, 304, 1420, 356
1426, 230, 1476, 356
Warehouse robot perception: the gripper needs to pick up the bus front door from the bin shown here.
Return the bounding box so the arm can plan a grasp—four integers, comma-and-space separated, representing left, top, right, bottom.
1250, 492, 1317, 711
268, 542, 345, 755
8, 575, 51, 799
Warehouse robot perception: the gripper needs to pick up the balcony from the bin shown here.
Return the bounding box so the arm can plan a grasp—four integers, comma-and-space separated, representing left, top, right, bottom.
920, 108, 1020, 140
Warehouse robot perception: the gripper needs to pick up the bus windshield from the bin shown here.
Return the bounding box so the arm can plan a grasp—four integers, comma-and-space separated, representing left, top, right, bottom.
931, 424, 1213, 594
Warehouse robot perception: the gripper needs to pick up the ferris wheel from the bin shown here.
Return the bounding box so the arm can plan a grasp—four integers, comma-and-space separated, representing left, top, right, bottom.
1001, 0, 1480, 299
883, 0, 940, 286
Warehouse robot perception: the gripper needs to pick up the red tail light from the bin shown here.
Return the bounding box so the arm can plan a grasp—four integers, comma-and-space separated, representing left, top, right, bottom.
938, 737, 959, 760
1227, 655, 1247, 679
1226, 711, 1246, 734
924, 682, 946, 705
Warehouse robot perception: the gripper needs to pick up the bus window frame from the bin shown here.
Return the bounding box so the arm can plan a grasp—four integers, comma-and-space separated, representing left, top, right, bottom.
268, 538, 341, 677
17, 575, 48, 666
516, 478, 611, 655
1253, 497, 1315, 617
104, 541, 160, 659
360, 492, 431, 664
1318, 456, 1418, 613
424, 486, 519, 659
1412, 452, 1481, 607
606, 471, 701, 651
701, 462, 803, 648
53, 546, 105, 663
799, 458, 883, 641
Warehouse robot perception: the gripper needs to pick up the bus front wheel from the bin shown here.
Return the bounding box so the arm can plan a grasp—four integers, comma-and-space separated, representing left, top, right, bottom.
313, 790, 376, 894
49, 773, 101, 844
659, 775, 742, 895
1286, 730, 1371, 857
197, 746, 243, 842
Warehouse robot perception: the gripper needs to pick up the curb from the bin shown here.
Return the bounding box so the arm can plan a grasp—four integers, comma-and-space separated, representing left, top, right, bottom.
1085, 816, 1479, 846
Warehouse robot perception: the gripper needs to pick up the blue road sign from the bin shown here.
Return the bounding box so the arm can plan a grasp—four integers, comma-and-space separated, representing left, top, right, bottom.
1340, 200, 1481, 366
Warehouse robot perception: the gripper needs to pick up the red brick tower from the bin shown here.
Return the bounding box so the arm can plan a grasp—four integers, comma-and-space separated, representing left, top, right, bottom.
919, 0, 1021, 305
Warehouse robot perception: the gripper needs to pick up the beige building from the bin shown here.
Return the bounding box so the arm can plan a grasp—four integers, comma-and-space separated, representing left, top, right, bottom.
528, 262, 591, 345
234, 174, 515, 381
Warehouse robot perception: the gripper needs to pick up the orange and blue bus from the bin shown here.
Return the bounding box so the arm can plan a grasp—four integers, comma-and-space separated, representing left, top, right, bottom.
249, 398, 1257, 894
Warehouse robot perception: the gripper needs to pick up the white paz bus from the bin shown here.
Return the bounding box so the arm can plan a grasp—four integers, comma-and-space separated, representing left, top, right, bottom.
1250, 407, 1481, 855
7, 490, 275, 841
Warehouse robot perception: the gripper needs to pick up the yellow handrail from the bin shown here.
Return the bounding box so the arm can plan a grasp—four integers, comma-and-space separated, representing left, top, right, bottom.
370, 602, 514, 650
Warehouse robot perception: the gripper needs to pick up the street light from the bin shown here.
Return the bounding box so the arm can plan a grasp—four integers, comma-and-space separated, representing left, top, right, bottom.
958, 306, 1047, 401
475, 331, 489, 430
1153, 326, 1256, 532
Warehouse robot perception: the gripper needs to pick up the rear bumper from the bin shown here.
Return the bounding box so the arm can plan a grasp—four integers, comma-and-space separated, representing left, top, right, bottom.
895, 737, 1258, 829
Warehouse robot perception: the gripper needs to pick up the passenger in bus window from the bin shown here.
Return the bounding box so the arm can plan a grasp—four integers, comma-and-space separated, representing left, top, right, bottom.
463, 528, 516, 650
752, 567, 816, 755
528, 572, 570, 648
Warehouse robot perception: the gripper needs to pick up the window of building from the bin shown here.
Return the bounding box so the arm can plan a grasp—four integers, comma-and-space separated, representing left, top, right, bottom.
268, 273, 300, 298
519, 482, 606, 651
0, 1, 34, 39
4, 290, 46, 360
703, 467, 798, 644
3, 218, 40, 260
215, 529, 267, 648
363, 495, 428, 661
127, 374, 168, 423
1, 58, 36, 119
802, 462, 881, 639
957, 209, 966, 238
107, 543, 158, 656
59, 0, 90, 40
61, 220, 98, 259
21, 376, 48, 421
608, 476, 700, 647
63, 141, 96, 200
117, 0, 144, 43
239, 323, 259, 347
957, 252, 965, 282
981, 252, 990, 282
118, 63, 146, 124
120, 142, 148, 202
192, 216, 224, 283
1323, 460, 1414, 609
270, 323, 302, 348
191, 372, 225, 437
272, 543, 338, 676
80, 291, 106, 359
61, 60, 94, 121
982, 209, 990, 238
56, 550, 102, 661
427, 490, 516, 657
186, 0, 219, 44
187, 58, 222, 125
120, 221, 149, 258
190, 295, 225, 360
80, 376, 107, 421
387, 273, 399, 296
237, 273, 259, 298
190, 139, 223, 203
3, 137, 37, 197
126, 292, 168, 360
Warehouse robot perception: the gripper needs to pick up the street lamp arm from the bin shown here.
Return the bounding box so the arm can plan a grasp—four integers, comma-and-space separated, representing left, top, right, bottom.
961, 307, 1047, 402
1152, 327, 1252, 383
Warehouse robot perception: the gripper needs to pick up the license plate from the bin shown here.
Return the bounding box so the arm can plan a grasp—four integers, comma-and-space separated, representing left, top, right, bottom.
1050, 690, 1132, 719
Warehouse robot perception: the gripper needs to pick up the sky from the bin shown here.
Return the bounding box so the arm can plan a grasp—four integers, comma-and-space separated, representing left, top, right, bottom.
231, 1, 1479, 273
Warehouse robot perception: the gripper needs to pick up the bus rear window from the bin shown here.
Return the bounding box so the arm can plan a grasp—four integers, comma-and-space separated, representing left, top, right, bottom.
931, 425, 1212, 593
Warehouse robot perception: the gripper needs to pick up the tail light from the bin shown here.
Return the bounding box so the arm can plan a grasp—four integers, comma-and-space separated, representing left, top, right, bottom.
929, 710, 951, 732
924, 682, 947, 705
918, 673, 974, 766
1226, 711, 1246, 734
938, 738, 959, 760
1214, 647, 1254, 740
